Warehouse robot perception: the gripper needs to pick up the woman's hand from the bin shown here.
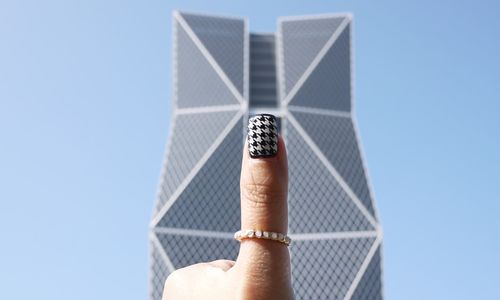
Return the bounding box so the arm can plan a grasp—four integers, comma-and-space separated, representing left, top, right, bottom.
162, 116, 293, 300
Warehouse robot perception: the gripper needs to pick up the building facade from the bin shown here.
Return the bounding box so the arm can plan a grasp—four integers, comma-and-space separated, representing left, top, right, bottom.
150, 11, 383, 299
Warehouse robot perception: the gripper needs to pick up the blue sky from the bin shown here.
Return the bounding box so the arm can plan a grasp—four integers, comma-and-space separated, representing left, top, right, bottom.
1, 0, 499, 299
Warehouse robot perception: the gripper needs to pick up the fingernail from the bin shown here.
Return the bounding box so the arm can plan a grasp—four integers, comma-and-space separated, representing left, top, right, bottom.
247, 114, 278, 158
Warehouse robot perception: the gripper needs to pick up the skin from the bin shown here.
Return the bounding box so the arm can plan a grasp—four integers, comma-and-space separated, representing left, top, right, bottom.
163, 136, 294, 300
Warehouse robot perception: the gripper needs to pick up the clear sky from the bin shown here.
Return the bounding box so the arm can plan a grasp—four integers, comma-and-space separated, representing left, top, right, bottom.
1, 0, 499, 299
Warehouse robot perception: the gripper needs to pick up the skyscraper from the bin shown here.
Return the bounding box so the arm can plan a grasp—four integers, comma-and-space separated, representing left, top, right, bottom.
150, 11, 383, 300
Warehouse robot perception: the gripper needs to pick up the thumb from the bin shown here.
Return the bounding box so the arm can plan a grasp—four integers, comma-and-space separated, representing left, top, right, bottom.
233, 114, 293, 298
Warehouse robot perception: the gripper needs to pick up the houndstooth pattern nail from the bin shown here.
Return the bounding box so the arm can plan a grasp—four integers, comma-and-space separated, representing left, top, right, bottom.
247, 114, 278, 158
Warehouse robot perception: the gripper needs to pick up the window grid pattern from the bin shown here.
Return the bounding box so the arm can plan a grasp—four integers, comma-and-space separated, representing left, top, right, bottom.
155, 111, 237, 213
158, 120, 243, 231
290, 237, 375, 299
287, 122, 374, 233
176, 22, 240, 108
288, 24, 351, 111
157, 233, 239, 269
181, 13, 245, 95
351, 247, 383, 300
150, 244, 169, 300
291, 111, 376, 217
281, 17, 345, 97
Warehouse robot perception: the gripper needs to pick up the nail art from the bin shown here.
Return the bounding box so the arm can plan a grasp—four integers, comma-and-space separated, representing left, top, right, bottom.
247, 114, 278, 158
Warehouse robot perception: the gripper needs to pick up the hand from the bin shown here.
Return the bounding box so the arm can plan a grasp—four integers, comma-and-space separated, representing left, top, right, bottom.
162, 120, 294, 300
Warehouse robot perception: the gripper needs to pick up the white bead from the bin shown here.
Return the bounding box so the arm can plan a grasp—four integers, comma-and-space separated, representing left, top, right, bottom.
234, 229, 291, 246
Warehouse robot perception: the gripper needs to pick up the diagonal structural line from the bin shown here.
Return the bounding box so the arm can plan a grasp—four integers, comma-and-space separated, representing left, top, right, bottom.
347, 16, 383, 224
287, 113, 378, 228
175, 12, 245, 104
151, 14, 180, 218
150, 110, 244, 227
151, 109, 243, 225
352, 114, 384, 223
343, 233, 383, 300
152, 113, 178, 215
282, 16, 351, 105
150, 232, 176, 273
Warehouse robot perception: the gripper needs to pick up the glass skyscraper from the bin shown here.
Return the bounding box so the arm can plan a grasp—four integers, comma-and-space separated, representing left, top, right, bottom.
150, 11, 383, 299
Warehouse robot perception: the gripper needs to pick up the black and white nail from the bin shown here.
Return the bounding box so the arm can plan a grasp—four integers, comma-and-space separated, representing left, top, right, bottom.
247, 114, 278, 158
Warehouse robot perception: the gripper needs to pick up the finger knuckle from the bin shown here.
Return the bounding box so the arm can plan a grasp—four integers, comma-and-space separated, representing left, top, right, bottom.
241, 181, 285, 206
